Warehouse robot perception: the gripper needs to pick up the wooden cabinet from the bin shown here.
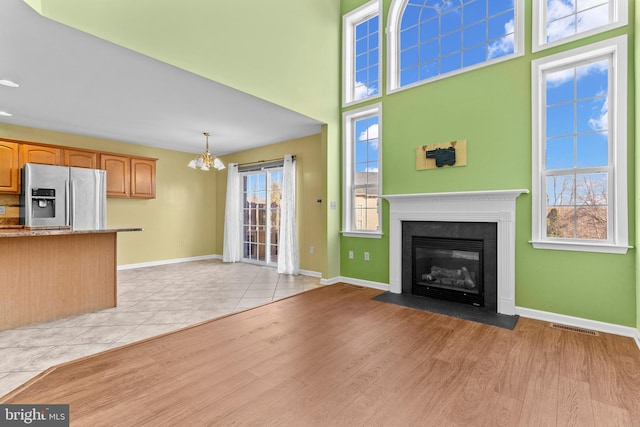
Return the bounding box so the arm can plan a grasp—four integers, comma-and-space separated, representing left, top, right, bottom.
131, 158, 156, 199
64, 149, 97, 169
0, 140, 20, 193
0, 139, 157, 198
20, 144, 61, 166
101, 154, 131, 198
100, 154, 156, 199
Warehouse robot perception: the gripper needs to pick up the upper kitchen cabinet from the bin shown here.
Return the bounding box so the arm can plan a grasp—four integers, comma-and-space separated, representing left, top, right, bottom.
100, 154, 156, 199
20, 144, 61, 166
101, 154, 130, 198
64, 149, 98, 169
131, 158, 156, 199
0, 140, 20, 193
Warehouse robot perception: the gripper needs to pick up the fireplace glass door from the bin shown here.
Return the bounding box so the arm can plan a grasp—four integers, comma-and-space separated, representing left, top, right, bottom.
412, 237, 484, 306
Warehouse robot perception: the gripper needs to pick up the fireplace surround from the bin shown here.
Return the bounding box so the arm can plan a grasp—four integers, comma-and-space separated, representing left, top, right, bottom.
383, 190, 528, 316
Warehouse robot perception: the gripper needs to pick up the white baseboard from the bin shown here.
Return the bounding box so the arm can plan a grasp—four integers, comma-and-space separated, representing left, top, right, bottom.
117, 254, 219, 270
118, 256, 322, 281
315, 281, 640, 350
299, 269, 322, 278
116, 260, 640, 350
516, 307, 640, 350
320, 276, 390, 292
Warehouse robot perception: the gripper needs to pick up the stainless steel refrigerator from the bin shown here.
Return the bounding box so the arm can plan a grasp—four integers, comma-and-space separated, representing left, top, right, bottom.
20, 163, 107, 230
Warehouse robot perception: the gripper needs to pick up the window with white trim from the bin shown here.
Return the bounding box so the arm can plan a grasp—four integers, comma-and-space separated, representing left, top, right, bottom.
531, 35, 628, 254
343, 103, 382, 237
532, 0, 628, 52
387, 0, 524, 92
343, 0, 381, 106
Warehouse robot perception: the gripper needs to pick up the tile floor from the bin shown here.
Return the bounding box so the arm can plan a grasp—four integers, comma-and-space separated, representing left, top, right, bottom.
0, 259, 322, 397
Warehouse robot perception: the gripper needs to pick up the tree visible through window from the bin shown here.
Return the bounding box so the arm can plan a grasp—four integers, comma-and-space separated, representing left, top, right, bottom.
545, 59, 610, 239
532, 36, 628, 253
242, 169, 283, 265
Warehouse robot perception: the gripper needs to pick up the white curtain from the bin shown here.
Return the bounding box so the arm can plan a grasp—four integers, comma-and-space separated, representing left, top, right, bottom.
223, 163, 242, 263
277, 154, 299, 274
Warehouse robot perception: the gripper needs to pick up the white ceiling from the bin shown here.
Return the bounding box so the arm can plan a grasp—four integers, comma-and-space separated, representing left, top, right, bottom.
0, 0, 324, 156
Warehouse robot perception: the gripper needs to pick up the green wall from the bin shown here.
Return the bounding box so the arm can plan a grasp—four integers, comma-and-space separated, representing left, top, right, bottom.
341, 0, 636, 327
20, 0, 638, 327
636, 3, 640, 331
30, 0, 343, 279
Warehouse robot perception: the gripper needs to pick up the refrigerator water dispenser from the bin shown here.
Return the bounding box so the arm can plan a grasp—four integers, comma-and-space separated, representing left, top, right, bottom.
31, 188, 56, 219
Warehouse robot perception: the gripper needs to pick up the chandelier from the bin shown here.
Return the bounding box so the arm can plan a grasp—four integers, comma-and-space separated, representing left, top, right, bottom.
187, 132, 225, 171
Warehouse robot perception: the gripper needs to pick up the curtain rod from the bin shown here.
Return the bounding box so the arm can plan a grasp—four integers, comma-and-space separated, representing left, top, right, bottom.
236, 155, 295, 168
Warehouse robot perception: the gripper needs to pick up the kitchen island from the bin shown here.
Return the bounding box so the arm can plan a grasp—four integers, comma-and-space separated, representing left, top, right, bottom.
0, 227, 141, 331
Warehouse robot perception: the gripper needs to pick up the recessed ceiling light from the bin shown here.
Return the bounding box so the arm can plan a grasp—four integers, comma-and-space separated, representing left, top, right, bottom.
0, 79, 19, 88
0, 111, 13, 116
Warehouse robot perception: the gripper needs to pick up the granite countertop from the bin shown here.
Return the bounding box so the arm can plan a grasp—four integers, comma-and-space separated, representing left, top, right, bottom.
0, 227, 143, 237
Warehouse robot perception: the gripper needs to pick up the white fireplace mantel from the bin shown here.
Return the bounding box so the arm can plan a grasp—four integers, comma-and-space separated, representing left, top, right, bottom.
382, 189, 529, 316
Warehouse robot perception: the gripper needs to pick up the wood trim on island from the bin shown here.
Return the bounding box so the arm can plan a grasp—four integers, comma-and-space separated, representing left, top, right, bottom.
0, 228, 141, 331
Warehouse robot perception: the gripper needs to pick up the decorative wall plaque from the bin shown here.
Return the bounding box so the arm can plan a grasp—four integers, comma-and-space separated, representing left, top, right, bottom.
416, 139, 467, 170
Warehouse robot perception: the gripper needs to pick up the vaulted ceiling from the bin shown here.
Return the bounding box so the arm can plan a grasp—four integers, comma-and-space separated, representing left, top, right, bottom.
0, 0, 324, 155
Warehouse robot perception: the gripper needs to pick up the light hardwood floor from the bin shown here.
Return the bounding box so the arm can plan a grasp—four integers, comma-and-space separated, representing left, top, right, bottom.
0, 260, 321, 396
2, 284, 639, 426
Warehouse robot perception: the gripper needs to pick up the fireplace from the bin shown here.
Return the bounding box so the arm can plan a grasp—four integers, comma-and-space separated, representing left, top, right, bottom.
383, 190, 528, 316
402, 221, 497, 311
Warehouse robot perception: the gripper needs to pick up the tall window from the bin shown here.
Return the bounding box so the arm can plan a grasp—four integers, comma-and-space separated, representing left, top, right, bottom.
343, 0, 381, 105
531, 36, 628, 254
387, 0, 524, 92
241, 166, 283, 265
532, 0, 628, 52
343, 103, 382, 237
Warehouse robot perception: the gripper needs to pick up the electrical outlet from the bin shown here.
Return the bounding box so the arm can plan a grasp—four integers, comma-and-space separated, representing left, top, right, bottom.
364, 252, 370, 261
310, 246, 314, 254
348, 250, 354, 259
0, 206, 5, 215
330, 201, 337, 210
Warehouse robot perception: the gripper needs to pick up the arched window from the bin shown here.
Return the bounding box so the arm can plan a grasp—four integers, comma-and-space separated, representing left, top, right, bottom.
387, 0, 524, 92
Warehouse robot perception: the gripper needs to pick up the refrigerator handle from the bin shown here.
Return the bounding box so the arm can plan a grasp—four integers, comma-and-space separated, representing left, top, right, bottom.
99, 174, 106, 229
64, 180, 69, 227
69, 180, 75, 228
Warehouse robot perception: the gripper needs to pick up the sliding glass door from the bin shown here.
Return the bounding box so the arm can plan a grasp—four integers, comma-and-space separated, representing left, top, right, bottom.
242, 168, 283, 266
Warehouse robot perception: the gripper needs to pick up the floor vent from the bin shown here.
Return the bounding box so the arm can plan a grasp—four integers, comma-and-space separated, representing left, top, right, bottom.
549, 323, 599, 336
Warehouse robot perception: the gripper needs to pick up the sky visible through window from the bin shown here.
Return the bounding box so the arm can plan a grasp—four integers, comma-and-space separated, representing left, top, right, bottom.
399, 0, 515, 86
546, 0, 610, 43
353, 115, 380, 231
544, 57, 610, 240
355, 116, 379, 175
354, 15, 379, 100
